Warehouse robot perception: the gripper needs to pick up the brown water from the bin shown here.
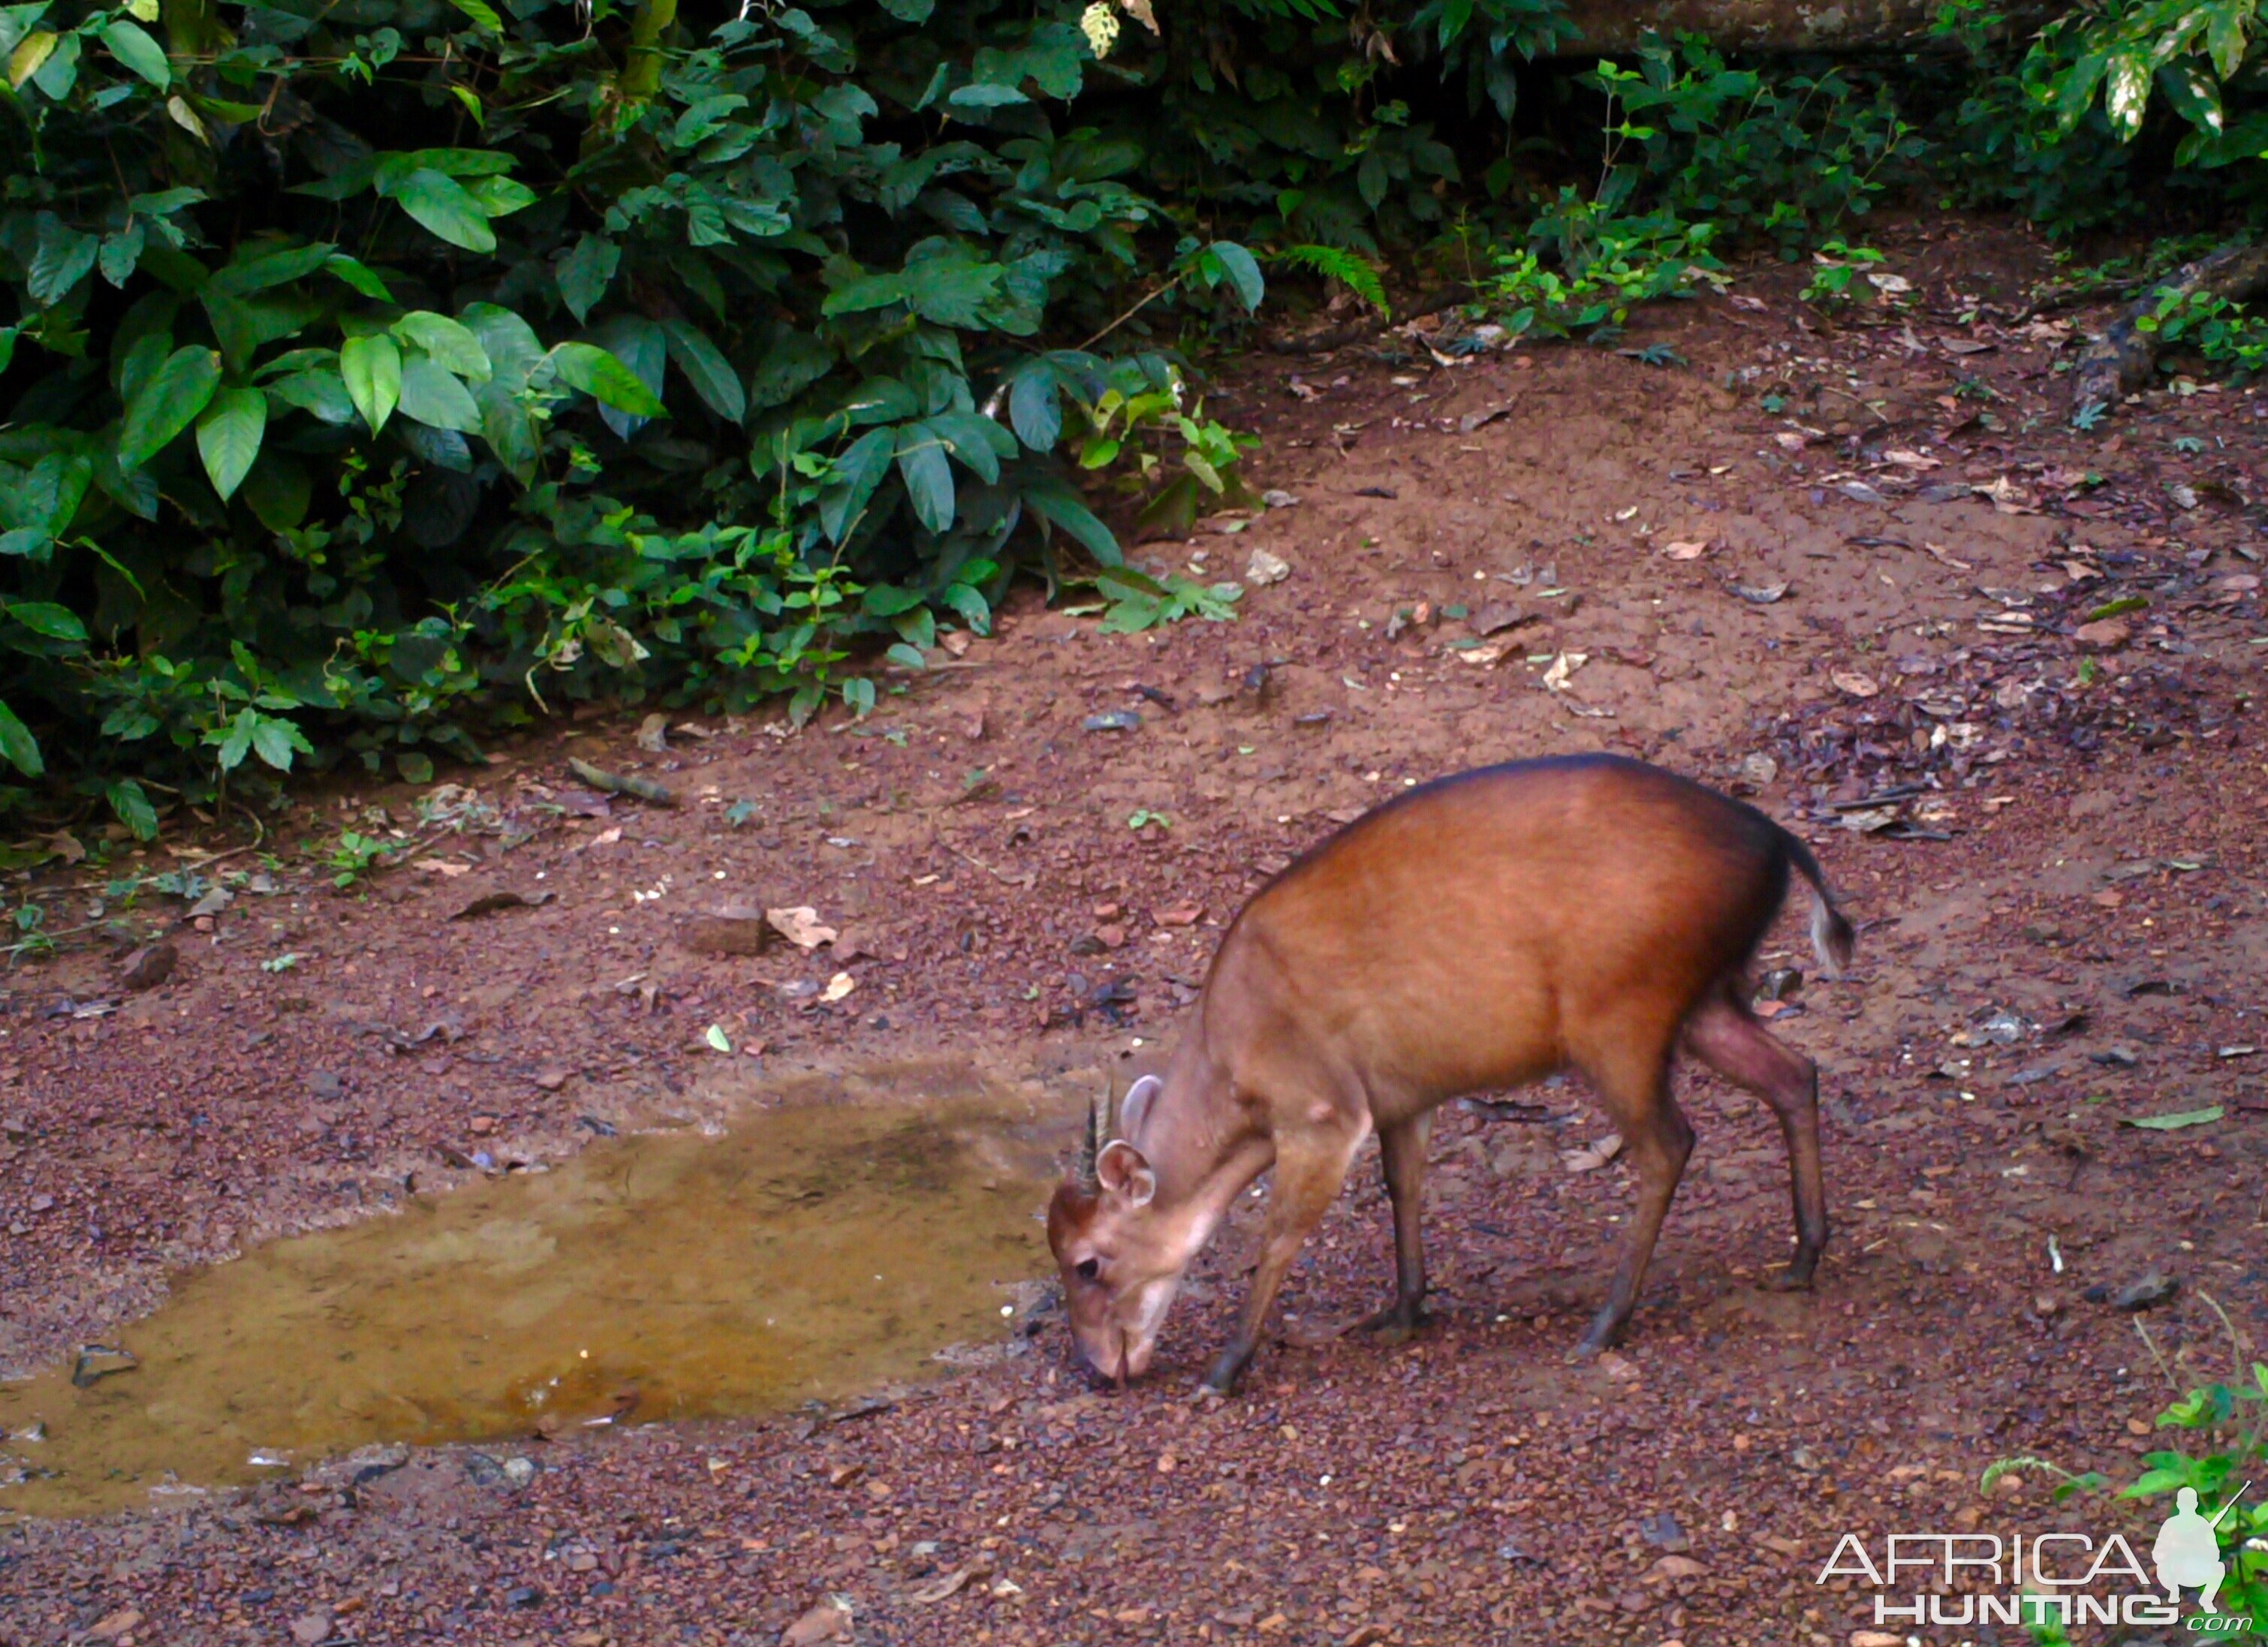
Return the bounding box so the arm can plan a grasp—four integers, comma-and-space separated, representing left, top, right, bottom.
0, 1076, 1066, 1518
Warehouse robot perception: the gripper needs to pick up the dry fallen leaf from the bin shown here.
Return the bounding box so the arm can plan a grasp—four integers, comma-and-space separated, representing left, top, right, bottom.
1456, 640, 1516, 667
766, 906, 839, 949
1541, 652, 1587, 693
1661, 539, 1709, 561
1562, 1132, 1624, 1173
822, 971, 857, 1004
2074, 617, 2132, 651
1923, 540, 1974, 572
1974, 475, 2038, 515
1831, 670, 1880, 698
1882, 448, 1940, 470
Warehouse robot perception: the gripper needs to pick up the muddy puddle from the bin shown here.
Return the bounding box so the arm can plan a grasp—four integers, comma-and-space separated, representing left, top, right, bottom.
0, 1072, 1068, 1518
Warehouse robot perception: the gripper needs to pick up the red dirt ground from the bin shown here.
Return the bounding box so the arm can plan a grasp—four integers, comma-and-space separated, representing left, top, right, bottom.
2, 215, 2263, 1646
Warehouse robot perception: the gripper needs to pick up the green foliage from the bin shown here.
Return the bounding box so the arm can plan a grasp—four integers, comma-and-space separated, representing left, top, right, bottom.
1486, 191, 1722, 341
1589, 37, 1924, 255
2120, 1363, 2268, 1630
1089, 565, 1245, 631
2138, 288, 2268, 376
1989, 1345, 2267, 1639
0, 0, 1293, 816
1272, 245, 1391, 315
1800, 239, 1893, 309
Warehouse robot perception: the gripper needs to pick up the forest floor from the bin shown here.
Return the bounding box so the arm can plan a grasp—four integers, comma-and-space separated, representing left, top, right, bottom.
2, 214, 2264, 1646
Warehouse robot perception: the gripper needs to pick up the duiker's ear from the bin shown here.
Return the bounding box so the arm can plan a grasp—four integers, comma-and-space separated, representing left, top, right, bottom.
1119, 1074, 1162, 1140
1096, 1140, 1156, 1207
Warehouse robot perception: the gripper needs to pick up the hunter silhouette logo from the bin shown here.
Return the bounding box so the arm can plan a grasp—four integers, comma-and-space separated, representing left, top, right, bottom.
2154, 1483, 2248, 1614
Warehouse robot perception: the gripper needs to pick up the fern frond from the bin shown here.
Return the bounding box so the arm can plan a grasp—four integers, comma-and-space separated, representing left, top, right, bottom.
1273, 244, 1390, 318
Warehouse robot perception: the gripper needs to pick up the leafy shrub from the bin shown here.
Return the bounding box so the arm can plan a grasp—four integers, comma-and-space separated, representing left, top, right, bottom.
1589, 35, 1924, 255
1486, 188, 1723, 340
0, 0, 1277, 826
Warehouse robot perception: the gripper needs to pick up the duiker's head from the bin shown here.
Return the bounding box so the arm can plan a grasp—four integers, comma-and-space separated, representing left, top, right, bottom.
1047, 1075, 1179, 1384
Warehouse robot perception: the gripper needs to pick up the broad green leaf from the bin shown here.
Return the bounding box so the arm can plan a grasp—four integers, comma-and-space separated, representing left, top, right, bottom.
392, 312, 490, 381
339, 333, 402, 433
1009, 365, 1062, 451
0, 699, 40, 778
2104, 50, 2151, 137
661, 318, 745, 422
447, 0, 502, 31
886, 641, 928, 669
556, 234, 619, 324
902, 255, 1002, 327
549, 342, 666, 416
27, 215, 97, 306
896, 422, 955, 533
1209, 240, 1266, 312
392, 169, 495, 252
948, 82, 1027, 109
819, 427, 895, 543
210, 240, 334, 294
6, 601, 86, 641
107, 778, 158, 841
462, 175, 535, 217
99, 222, 146, 288
211, 706, 255, 770
928, 408, 1012, 483
99, 18, 168, 86
250, 714, 312, 771
822, 271, 913, 315
270, 368, 357, 426
324, 254, 393, 301
119, 345, 221, 467
8, 29, 55, 91
880, 0, 933, 17
397, 354, 483, 432
2125, 1104, 2224, 1130
195, 386, 266, 501
1027, 480, 1121, 564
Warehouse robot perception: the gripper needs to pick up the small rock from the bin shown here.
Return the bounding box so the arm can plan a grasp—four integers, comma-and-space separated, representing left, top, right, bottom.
71, 1345, 138, 1388
2086, 1271, 2178, 1311
682, 908, 773, 956
783, 1598, 851, 1645
1245, 548, 1291, 586
309, 1071, 346, 1101
2089, 1045, 2139, 1068
2032, 1291, 2063, 1318
289, 1612, 333, 1646
1851, 1633, 1908, 1647
1638, 1510, 1691, 1552
2075, 616, 2132, 651
634, 712, 670, 752
88, 1609, 142, 1641
501, 1456, 538, 1488
1738, 753, 1778, 786
1261, 489, 1300, 510
506, 1585, 542, 1609
118, 943, 177, 991
1757, 968, 1803, 1002
1643, 1554, 1707, 1583
1083, 709, 1141, 733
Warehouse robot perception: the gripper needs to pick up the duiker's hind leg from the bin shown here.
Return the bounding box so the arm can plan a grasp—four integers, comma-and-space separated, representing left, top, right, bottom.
1348, 1111, 1432, 1342
1683, 990, 1829, 1287
1571, 1034, 1692, 1354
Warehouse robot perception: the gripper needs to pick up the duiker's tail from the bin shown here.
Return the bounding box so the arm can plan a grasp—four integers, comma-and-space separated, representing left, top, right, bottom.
1780, 830, 1855, 978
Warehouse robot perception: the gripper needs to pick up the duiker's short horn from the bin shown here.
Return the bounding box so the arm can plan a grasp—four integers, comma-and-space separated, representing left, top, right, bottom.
1074, 1082, 1111, 1193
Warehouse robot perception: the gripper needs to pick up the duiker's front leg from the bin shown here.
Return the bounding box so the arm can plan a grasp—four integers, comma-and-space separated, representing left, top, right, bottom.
1202, 1118, 1366, 1395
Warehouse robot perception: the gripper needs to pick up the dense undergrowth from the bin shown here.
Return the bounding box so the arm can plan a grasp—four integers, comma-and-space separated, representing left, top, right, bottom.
4, 0, 2267, 839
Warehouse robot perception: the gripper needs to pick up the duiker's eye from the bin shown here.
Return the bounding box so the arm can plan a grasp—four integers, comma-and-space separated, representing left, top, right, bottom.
1075, 1257, 1101, 1282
